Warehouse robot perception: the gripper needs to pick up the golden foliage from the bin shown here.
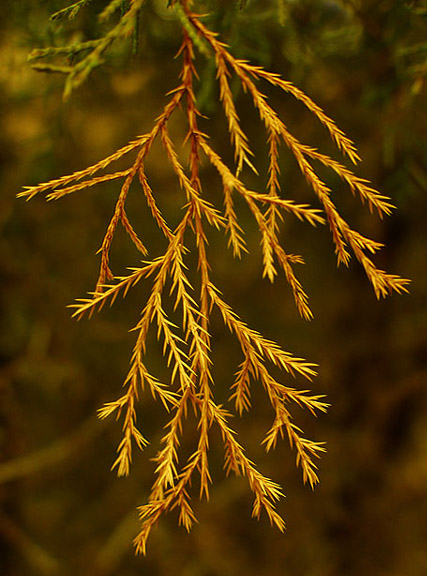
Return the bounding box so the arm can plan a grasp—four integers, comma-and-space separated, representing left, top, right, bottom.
19, 0, 409, 554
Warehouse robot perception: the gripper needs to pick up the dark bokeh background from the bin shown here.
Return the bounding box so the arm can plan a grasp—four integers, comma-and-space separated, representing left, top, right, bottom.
1, 1, 426, 575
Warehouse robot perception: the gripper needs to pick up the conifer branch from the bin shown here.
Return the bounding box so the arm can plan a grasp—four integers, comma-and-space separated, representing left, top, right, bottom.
21, 0, 410, 554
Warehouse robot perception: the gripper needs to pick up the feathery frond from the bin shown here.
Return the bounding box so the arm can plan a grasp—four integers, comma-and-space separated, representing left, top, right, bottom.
20, 0, 409, 554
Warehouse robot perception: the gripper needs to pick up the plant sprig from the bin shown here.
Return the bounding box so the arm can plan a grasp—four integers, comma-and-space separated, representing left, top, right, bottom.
20, 0, 409, 554
28, 0, 144, 99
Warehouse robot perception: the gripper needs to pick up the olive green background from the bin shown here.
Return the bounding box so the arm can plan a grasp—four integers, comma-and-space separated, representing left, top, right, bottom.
1, 1, 426, 574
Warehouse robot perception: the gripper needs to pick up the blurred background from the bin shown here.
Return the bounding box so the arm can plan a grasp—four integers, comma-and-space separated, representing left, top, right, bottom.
1, 1, 426, 574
